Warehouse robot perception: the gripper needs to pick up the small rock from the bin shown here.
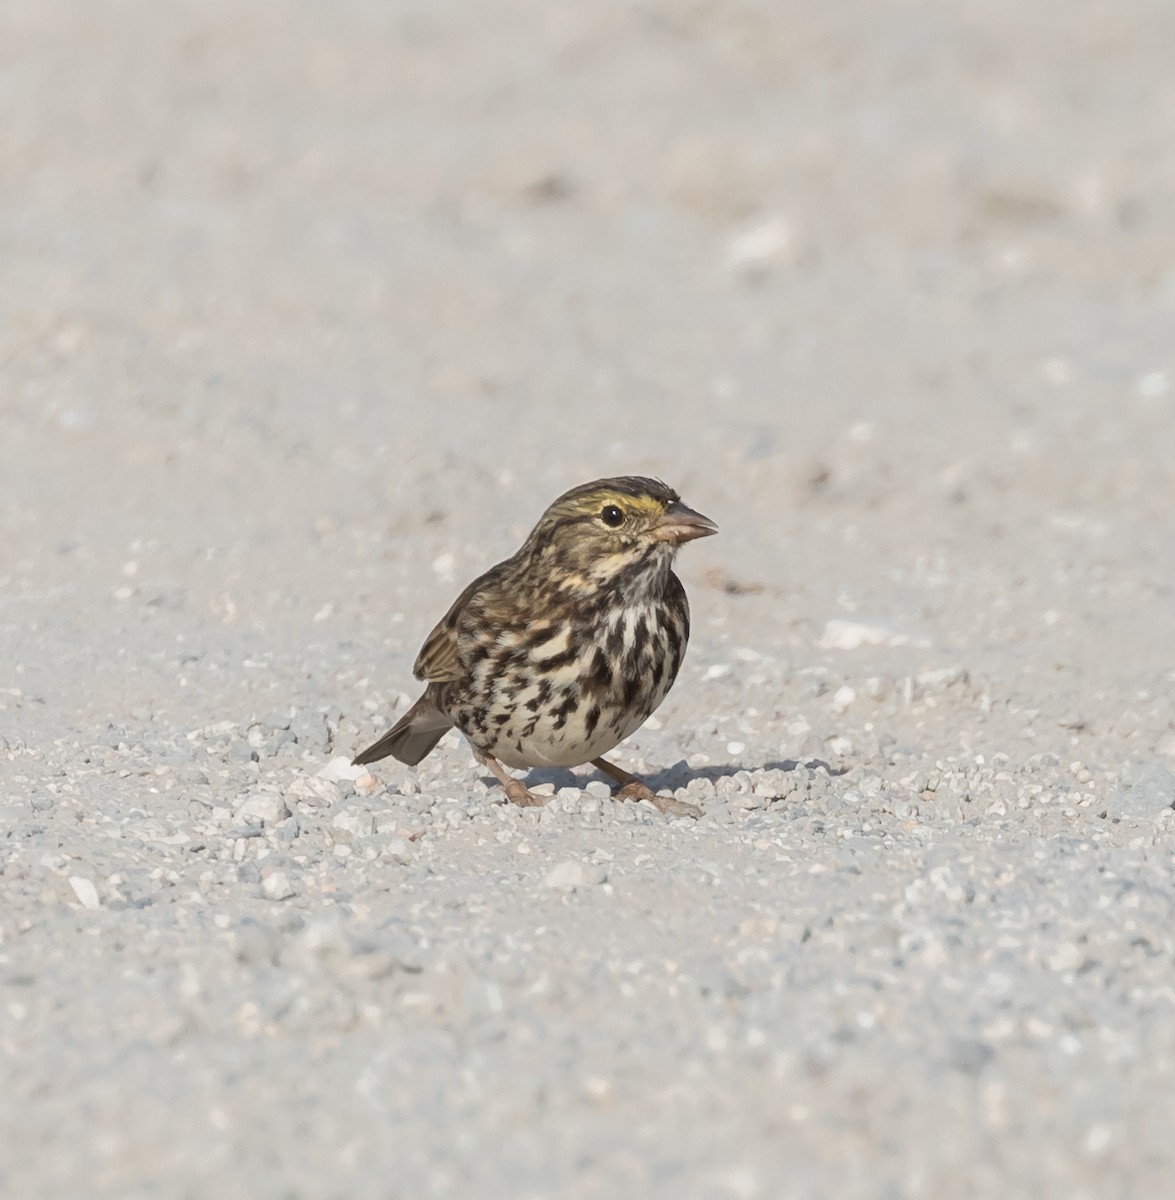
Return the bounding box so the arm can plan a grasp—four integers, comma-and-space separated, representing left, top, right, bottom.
263, 732, 295, 757
233, 920, 284, 965
317, 755, 367, 784
289, 777, 342, 807
288, 709, 329, 753
332, 809, 375, 840
917, 666, 967, 689
819, 619, 930, 650
556, 786, 583, 811
754, 775, 795, 800
271, 817, 300, 846
261, 870, 295, 901
372, 924, 426, 972
1047, 942, 1084, 973
1109, 763, 1175, 818
68, 876, 100, 910
543, 860, 607, 891
1137, 370, 1169, 398
466, 977, 506, 1016
353, 770, 379, 796
725, 214, 796, 277
234, 793, 291, 824
950, 1038, 995, 1076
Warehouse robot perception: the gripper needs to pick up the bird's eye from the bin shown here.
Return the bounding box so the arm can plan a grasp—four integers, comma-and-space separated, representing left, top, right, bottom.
600, 504, 624, 528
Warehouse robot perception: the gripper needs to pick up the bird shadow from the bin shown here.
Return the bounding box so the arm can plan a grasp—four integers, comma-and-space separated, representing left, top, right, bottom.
482, 758, 845, 794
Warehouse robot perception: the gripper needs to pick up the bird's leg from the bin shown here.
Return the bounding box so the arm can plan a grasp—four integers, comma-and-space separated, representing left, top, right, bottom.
473, 748, 549, 808
591, 757, 701, 819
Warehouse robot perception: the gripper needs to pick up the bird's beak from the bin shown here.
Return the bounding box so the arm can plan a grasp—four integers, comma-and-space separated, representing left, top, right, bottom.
650, 500, 719, 544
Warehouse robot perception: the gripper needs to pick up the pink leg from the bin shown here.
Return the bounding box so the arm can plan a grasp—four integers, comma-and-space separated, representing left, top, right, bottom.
473, 748, 550, 808
591, 757, 701, 819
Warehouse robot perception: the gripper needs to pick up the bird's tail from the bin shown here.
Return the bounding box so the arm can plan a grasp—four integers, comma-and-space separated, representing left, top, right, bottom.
352, 693, 452, 767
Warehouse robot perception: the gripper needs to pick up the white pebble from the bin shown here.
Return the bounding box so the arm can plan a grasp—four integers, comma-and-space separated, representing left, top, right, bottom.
704, 664, 732, 681
316, 756, 367, 783
1085, 1125, 1113, 1156
68, 877, 100, 910
543, 860, 607, 891
819, 619, 930, 650
725, 214, 795, 275
916, 666, 966, 689
234, 793, 290, 824
726, 741, 746, 756
1047, 942, 1083, 972
1137, 370, 1169, 398
332, 809, 375, 839
289, 777, 342, 807
832, 685, 856, 712
261, 871, 295, 901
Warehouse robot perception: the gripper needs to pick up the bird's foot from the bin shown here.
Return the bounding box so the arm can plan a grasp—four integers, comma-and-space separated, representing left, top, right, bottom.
501, 777, 550, 808
614, 781, 702, 819
474, 748, 551, 809
590, 757, 701, 818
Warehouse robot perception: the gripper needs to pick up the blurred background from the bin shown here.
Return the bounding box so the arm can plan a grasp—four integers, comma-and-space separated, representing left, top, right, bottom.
5, 1, 1174, 734
4, 2, 1175, 1197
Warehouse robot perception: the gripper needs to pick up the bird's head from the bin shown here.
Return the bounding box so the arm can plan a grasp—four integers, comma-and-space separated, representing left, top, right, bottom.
521, 476, 717, 598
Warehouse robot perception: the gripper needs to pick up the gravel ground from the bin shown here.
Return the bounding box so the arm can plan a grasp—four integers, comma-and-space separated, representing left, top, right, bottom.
4, 2, 1175, 1197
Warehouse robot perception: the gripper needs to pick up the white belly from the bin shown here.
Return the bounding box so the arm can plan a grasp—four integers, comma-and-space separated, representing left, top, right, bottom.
491, 705, 648, 769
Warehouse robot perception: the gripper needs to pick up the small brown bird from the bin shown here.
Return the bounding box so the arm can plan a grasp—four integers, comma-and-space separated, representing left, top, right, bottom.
354, 476, 717, 817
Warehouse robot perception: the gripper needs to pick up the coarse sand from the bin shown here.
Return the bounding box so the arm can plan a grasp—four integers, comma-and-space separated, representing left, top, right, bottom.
3, 3, 1175, 1197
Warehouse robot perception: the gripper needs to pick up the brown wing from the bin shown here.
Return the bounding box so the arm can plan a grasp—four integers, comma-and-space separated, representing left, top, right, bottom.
411, 565, 504, 682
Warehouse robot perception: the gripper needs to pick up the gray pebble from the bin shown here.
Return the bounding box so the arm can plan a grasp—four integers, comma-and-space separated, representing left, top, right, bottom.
332, 809, 375, 840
